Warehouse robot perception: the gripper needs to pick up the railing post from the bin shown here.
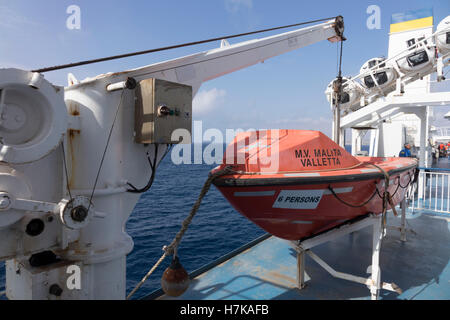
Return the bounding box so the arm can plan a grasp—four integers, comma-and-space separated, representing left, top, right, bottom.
371, 216, 383, 300
401, 198, 406, 242
297, 247, 306, 289
418, 170, 424, 200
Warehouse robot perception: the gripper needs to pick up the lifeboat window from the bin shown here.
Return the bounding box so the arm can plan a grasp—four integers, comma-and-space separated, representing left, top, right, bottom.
446, 32, 450, 44
339, 92, 350, 104
406, 38, 416, 49
418, 36, 427, 45
363, 72, 388, 88
332, 92, 350, 105
368, 59, 385, 69
406, 50, 429, 67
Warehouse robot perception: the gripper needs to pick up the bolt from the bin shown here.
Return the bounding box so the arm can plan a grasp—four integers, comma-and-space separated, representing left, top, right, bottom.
70, 206, 88, 222
0, 195, 11, 210
26, 219, 45, 237
125, 77, 137, 90
49, 284, 63, 297
158, 105, 171, 117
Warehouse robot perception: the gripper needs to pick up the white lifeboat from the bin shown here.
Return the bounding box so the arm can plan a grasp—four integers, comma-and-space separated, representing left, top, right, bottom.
325, 77, 362, 112
436, 15, 450, 55
397, 37, 436, 74
359, 57, 398, 91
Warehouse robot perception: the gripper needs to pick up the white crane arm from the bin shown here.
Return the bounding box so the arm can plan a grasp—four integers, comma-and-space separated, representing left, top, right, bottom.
77, 17, 343, 95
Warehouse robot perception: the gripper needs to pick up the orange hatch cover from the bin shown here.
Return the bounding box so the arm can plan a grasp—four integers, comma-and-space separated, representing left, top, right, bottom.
222, 129, 361, 173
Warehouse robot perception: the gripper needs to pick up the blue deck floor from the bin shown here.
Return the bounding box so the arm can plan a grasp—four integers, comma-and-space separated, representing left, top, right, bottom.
154, 208, 450, 300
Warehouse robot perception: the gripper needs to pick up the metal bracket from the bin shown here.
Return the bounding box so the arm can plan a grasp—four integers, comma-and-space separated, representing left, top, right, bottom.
0, 192, 104, 229
288, 214, 402, 300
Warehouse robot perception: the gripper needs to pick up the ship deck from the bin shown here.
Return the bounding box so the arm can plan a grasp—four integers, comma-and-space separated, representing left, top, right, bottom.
148, 159, 450, 300
151, 208, 449, 300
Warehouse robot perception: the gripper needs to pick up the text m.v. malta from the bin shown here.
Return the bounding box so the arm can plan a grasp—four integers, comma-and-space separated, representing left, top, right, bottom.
294, 148, 342, 167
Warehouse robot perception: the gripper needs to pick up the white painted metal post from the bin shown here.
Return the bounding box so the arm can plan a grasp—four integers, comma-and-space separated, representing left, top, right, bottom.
288, 214, 402, 298
418, 107, 428, 168
351, 129, 357, 155
418, 170, 424, 200
369, 127, 380, 157
371, 217, 383, 300
297, 248, 306, 289
401, 198, 406, 242
333, 104, 341, 144
339, 128, 345, 148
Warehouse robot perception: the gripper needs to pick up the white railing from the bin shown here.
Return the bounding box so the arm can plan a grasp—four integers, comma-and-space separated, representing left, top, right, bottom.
409, 169, 450, 214
433, 126, 450, 138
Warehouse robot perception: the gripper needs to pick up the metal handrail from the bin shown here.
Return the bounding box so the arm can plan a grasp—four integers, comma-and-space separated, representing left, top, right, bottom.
418, 167, 450, 172
409, 169, 450, 214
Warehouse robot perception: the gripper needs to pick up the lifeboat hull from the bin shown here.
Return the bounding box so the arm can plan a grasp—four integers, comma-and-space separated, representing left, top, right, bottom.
211, 130, 418, 240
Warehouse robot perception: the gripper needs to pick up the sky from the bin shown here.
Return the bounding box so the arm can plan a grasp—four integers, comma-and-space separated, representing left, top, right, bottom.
1, 0, 450, 139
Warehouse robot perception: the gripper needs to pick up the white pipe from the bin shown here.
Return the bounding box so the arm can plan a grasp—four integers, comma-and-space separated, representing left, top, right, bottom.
0, 89, 5, 126
106, 81, 128, 92
28, 72, 43, 89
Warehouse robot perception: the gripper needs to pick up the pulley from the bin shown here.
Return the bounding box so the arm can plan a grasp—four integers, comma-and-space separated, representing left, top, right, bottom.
160, 256, 190, 297
59, 196, 94, 230
0, 68, 67, 164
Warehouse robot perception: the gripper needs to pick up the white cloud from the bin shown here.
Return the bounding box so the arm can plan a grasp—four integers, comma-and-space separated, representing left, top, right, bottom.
193, 88, 226, 115
225, 0, 253, 13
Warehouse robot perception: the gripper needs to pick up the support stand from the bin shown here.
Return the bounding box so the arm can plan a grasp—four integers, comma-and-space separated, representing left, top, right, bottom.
289, 214, 402, 300
386, 198, 412, 242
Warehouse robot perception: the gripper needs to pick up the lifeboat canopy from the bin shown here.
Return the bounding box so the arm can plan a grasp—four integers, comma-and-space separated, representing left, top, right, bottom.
359, 57, 398, 90
325, 77, 362, 112
436, 15, 450, 55
221, 130, 361, 174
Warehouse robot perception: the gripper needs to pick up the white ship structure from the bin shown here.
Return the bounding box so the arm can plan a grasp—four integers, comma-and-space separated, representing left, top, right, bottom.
0, 7, 448, 300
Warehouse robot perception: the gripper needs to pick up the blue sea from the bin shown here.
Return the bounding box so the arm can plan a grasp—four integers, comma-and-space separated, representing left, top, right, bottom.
0, 144, 360, 299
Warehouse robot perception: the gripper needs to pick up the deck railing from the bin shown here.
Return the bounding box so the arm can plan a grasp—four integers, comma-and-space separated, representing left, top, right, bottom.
408, 167, 450, 214
433, 127, 450, 138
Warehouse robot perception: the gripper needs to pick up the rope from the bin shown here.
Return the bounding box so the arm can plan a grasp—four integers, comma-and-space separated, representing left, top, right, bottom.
87, 89, 125, 212
338, 38, 344, 78
126, 253, 168, 300
126, 166, 232, 300
328, 165, 415, 225
162, 166, 232, 256
32, 17, 337, 73
397, 173, 412, 189
370, 164, 398, 220
61, 142, 73, 201
328, 185, 378, 208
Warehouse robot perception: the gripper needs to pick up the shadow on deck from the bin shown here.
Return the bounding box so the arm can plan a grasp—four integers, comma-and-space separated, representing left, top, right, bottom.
152, 209, 450, 300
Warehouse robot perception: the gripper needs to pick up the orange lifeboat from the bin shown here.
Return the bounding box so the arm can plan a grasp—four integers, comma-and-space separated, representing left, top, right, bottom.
211, 130, 418, 240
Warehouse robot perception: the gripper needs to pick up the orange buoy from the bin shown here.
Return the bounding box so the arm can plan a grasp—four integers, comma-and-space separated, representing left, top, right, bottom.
161, 256, 190, 297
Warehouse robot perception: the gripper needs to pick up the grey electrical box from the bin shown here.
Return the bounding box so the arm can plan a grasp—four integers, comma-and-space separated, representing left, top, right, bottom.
134, 78, 192, 144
